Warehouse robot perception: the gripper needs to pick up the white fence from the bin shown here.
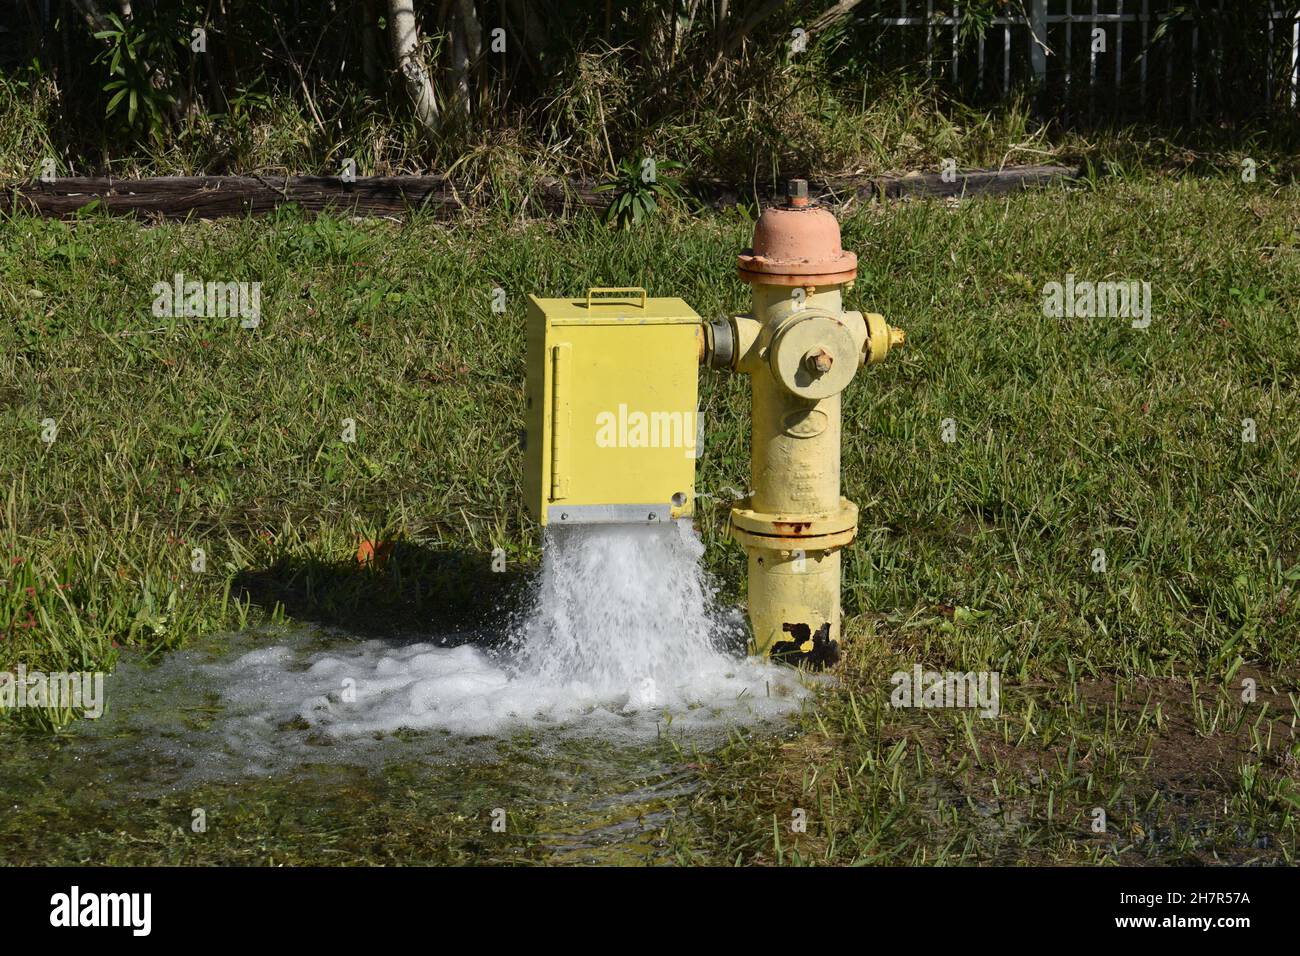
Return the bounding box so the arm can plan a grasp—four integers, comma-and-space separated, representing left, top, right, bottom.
856, 2, 1300, 115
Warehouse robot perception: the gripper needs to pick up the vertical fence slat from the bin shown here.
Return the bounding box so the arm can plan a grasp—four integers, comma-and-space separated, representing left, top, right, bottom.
1090, 0, 1100, 116
927, 0, 935, 76
1003, 8, 1011, 96
1267, 3, 1275, 105
1211, 0, 1221, 108
1066, 0, 1074, 96
1115, 0, 1124, 103
1090, 0, 1099, 104
1140, 0, 1149, 108
1191, 21, 1199, 121
1292, 10, 1299, 108
1030, 0, 1048, 87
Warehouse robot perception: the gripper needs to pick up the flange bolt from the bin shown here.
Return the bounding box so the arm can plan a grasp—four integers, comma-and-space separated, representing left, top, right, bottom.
804, 346, 834, 375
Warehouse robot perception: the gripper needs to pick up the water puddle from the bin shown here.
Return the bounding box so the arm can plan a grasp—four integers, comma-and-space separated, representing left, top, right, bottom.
1, 522, 815, 864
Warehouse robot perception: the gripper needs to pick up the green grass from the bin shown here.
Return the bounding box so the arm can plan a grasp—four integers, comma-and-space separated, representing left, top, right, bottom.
2, 171, 1299, 863
670, 625, 1300, 865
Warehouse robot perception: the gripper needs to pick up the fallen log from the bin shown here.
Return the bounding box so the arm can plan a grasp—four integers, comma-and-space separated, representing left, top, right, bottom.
0, 166, 1080, 221
868, 165, 1081, 199
0, 175, 578, 219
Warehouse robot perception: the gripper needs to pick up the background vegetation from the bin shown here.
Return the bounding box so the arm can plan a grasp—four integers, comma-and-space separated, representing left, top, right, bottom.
4, 1, 1300, 190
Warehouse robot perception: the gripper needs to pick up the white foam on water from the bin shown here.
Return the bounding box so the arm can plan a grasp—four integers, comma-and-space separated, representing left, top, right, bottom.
204, 521, 809, 749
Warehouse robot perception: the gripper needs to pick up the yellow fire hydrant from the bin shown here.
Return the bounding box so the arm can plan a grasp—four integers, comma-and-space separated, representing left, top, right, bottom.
705, 179, 904, 664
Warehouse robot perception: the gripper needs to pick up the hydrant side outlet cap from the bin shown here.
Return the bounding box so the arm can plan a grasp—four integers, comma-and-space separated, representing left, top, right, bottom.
737, 204, 857, 285
769, 314, 859, 399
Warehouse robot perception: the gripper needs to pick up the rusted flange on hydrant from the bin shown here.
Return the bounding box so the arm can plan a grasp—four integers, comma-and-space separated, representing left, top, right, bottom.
736, 179, 858, 287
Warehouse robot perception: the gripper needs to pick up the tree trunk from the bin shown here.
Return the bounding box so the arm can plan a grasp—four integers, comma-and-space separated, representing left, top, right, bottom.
457, 0, 482, 111
448, 5, 471, 118
388, 0, 441, 132
362, 0, 382, 90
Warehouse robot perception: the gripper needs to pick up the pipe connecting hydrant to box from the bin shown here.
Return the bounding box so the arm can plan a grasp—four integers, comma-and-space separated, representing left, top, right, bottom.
524, 179, 904, 667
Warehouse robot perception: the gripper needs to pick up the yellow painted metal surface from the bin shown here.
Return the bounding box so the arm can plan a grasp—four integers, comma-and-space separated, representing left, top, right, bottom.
864, 311, 906, 364
726, 281, 901, 663
745, 547, 843, 657
728, 286, 856, 659
737, 286, 857, 518
524, 289, 702, 526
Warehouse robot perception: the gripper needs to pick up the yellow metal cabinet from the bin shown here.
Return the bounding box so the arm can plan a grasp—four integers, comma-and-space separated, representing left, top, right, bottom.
524, 288, 703, 526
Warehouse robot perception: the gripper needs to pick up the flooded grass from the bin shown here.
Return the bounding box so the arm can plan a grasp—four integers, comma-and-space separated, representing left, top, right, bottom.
3, 619, 1297, 865
1, 730, 705, 865
0, 624, 806, 866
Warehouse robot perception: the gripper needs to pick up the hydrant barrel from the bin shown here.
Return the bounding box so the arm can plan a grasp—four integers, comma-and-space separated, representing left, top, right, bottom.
722, 181, 903, 666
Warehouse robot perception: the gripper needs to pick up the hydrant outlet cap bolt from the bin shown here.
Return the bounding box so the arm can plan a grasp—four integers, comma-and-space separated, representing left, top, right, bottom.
805, 347, 834, 374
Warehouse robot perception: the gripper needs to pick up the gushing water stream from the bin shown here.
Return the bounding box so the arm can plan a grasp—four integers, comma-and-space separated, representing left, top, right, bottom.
56, 521, 808, 785
511, 521, 754, 699
223, 520, 806, 744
